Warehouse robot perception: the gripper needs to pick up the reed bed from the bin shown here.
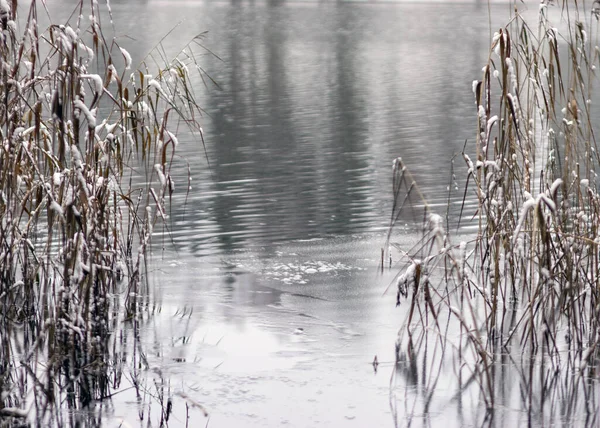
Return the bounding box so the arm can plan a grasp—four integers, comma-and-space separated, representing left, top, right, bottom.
387, 1, 600, 426
0, 1, 208, 425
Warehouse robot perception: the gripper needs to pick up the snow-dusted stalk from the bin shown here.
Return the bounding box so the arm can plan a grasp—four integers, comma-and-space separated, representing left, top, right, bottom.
387, 1, 600, 423
0, 1, 211, 424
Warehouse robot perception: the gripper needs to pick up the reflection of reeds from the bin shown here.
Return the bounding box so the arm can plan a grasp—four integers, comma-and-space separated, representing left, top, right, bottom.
0, 1, 209, 425
387, 2, 600, 426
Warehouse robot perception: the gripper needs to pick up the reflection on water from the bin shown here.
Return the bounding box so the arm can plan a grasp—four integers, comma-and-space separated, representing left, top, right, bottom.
38, 0, 512, 256
176, 2, 492, 256
43, 0, 510, 256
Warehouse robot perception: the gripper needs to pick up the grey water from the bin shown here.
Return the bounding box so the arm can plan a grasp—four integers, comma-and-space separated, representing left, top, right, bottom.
146, 0, 499, 256
41, 1, 565, 427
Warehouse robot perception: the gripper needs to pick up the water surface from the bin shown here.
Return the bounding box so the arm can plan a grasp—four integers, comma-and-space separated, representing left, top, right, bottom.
39, 0, 515, 255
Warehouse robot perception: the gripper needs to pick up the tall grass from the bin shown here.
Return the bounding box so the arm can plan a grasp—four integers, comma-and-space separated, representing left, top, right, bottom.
0, 1, 208, 425
388, 1, 600, 425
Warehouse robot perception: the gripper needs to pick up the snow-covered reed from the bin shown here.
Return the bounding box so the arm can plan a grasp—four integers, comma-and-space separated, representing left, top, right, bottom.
0, 1, 210, 425
387, 2, 600, 426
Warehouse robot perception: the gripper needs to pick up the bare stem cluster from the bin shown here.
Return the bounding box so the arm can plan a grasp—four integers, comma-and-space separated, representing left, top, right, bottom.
0, 1, 208, 425
388, 1, 600, 425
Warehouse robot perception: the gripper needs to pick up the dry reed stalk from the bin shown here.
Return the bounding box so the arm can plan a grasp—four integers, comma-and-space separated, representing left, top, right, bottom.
388, 1, 600, 425
0, 1, 211, 425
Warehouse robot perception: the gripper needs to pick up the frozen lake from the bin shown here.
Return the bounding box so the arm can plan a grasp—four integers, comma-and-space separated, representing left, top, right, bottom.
108, 235, 406, 427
